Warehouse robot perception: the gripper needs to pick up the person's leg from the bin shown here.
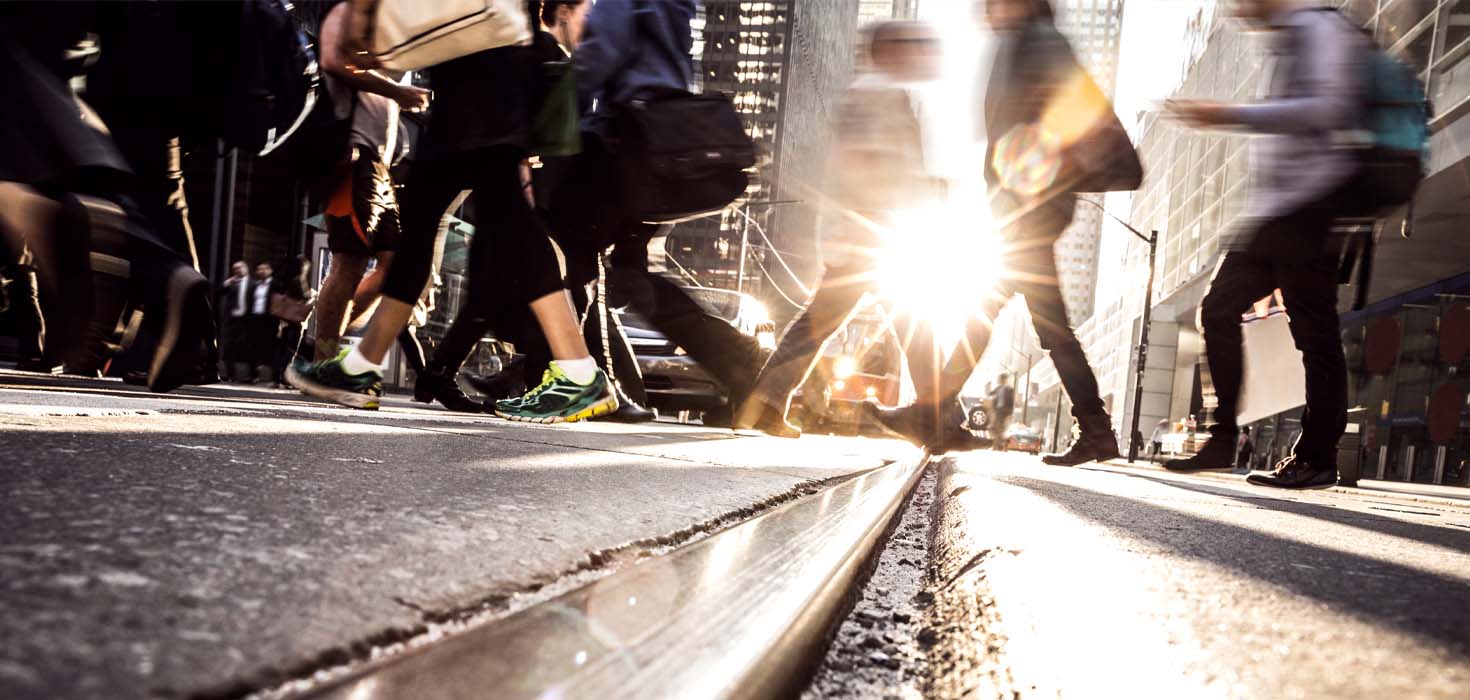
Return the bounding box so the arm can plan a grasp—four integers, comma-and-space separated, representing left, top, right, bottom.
289, 154, 465, 408
274, 322, 301, 385
1258, 255, 1346, 482
313, 251, 368, 360
397, 328, 426, 374
1166, 252, 1276, 471
999, 249, 1113, 463
739, 271, 870, 431
414, 226, 494, 412
347, 250, 395, 330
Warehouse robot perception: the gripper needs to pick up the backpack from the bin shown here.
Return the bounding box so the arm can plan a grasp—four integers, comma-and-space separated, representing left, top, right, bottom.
262, 73, 356, 192
221, 0, 321, 156
1354, 45, 1430, 212
1307, 9, 1430, 213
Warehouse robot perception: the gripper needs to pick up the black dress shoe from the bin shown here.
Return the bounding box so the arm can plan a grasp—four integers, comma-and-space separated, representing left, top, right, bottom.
1042, 413, 1120, 466
1163, 433, 1237, 472
594, 383, 655, 423
413, 365, 485, 413
1247, 456, 1337, 489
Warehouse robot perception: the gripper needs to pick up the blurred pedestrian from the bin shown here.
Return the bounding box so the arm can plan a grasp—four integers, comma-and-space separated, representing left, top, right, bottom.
1149, 418, 1169, 462
1236, 426, 1256, 474
1163, 0, 1367, 489
0, 3, 216, 392
989, 374, 1016, 450
290, 1, 617, 422
736, 21, 952, 441
963, 0, 1133, 466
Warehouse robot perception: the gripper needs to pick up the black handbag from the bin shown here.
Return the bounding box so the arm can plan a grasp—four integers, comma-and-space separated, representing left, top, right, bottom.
609, 90, 757, 222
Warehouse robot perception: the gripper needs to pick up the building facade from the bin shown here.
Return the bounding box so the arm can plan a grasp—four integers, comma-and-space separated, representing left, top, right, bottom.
1038, 0, 1470, 487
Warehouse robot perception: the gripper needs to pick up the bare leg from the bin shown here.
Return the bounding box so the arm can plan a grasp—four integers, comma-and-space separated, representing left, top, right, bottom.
346, 250, 394, 330
529, 289, 592, 361
312, 251, 368, 360
356, 298, 415, 365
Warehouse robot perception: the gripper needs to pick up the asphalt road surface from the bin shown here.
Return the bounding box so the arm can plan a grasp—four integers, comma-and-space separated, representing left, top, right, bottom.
5, 371, 1469, 700
921, 452, 1470, 700
0, 373, 904, 699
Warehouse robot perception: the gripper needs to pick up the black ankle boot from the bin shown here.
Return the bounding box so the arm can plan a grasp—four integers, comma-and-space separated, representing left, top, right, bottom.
1042, 413, 1121, 466
414, 365, 484, 413
1163, 431, 1237, 472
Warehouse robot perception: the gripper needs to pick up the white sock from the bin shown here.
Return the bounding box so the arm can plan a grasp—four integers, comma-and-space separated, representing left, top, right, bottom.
555, 356, 599, 385
340, 347, 382, 376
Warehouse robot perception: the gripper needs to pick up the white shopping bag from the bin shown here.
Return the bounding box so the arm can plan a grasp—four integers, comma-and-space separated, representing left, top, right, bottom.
371, 0, 531, 71
1236, 311, 1306, 425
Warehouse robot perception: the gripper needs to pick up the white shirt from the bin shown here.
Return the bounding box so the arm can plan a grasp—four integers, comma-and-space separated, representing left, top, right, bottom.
252, 278, 272, 316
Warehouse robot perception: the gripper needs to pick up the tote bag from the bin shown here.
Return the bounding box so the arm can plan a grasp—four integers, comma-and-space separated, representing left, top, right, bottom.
1236, 311, 1307, 426
370, 0, 531, 71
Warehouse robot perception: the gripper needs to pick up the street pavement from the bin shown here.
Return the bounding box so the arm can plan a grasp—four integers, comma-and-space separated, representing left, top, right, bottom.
925, 451, 1470, 700
0, 372, 908, 700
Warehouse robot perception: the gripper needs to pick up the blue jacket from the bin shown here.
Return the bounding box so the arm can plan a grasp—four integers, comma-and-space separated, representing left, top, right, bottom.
574, 0, 696, 134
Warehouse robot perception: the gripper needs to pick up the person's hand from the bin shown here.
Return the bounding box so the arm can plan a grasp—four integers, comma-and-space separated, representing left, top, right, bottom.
1165, 99, 1235, 128
394, 85, 430, 112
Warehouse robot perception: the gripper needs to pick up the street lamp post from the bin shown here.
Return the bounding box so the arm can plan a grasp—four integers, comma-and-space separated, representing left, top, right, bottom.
1076, 197, 1159, 464
1129, 230, 1158, 463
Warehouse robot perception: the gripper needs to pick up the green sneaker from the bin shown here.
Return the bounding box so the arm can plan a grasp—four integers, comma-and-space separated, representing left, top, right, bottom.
494, 363, 618, 424
285, 350, 382, 410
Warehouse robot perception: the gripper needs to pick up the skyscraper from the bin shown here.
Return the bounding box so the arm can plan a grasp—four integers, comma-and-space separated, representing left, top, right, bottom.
1051, 0, 1126, 325
668, 1, 862, 314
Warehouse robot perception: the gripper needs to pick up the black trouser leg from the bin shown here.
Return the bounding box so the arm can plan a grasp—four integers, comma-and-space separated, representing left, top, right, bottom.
1017, 257, 1106, 418
398, 328, 426, 374
1198, 253, 1280, 436
1277, 257, 1348, 464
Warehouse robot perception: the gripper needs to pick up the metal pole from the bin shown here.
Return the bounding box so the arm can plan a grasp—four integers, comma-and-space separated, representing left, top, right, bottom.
1128, 230, 1159, 463
1052, 389, 1064, 452
1021, 353, 1033, 424
736, 206, 750, 294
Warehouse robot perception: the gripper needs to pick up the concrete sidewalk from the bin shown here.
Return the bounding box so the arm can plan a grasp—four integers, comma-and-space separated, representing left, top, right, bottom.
0, 374, 914, 699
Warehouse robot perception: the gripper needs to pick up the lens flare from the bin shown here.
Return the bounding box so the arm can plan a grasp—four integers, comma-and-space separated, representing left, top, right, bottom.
874, 201, 1005, 355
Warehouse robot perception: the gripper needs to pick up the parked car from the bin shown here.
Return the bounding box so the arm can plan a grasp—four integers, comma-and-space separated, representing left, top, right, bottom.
618, 288, 774, 414
1003, 424, 1043, 454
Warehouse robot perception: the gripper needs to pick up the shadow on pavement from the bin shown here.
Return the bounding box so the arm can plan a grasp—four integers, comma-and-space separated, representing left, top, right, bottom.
1003, 475, 1470, 654
1080, 468, 1470, 557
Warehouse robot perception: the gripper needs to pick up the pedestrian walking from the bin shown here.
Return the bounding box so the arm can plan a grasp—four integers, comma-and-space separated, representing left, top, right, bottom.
310, 0, 430, 364
938, 0, 1137, 465
290, 0, 616, 421
1163, 0, 1372, 489
735, 21, 964, 443
410, 0, 590, 414
534, 0, 761, 425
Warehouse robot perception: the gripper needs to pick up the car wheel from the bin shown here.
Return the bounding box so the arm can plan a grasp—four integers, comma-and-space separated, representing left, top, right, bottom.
969, 409, 987, 429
